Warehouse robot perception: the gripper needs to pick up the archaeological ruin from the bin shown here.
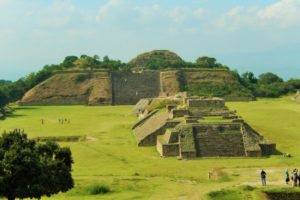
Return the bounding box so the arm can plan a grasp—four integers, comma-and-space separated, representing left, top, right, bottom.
19, 69, 253, 106
132, 96, 276, 159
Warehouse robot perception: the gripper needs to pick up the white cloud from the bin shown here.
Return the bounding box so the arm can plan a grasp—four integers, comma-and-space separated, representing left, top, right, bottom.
0, 0, 9, 6
216, 0, 300, 31
257, 0, 300, 27
96, 0, 123, 22
193, 8, 205, 19
133, 4, 160, 17
167, 7, 187, 23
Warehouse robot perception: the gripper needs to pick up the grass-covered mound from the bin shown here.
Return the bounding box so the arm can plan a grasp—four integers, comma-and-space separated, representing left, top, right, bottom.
19, 72, 111, 106
128, 50, 185, 70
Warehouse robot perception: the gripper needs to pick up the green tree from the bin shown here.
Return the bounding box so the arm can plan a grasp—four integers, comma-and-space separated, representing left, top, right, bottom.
61, 56, 78, 69
258, 72, 283, 85
79, 56, 99, 70
0, 130, 74, 200
0, 90, 9, 117
0, 80, 12, 86
0, 90, 8, 108
242, 72, 257, 84
196, 56, 217, 68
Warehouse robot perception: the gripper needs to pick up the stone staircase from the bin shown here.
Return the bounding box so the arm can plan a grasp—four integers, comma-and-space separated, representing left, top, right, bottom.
133, 111, 180, 146
193, 124, 246, 157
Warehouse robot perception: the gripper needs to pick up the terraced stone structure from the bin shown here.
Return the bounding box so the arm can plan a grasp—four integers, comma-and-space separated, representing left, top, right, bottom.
132, 97, 276, 159
19, 69, 253, 105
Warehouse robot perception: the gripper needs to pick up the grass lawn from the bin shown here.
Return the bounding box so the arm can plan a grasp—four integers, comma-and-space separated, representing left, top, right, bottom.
0, 96, 300, 199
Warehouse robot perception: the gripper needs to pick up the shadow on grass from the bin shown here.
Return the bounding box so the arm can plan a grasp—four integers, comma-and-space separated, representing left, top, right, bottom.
6, 114, 27, 118
14, 107, 40, 110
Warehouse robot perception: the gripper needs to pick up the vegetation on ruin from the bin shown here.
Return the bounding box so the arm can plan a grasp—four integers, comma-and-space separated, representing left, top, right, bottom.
188, 82, 254, 98
0, 96, 300, 199
145, 99, 182, 112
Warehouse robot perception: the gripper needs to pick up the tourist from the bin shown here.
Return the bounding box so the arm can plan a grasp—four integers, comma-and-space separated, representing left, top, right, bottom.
297, 170, 300, 187
291, 169, 298, 187
261, 169, 267, 186
208, 171, 212, 180
285, 169, 290, 184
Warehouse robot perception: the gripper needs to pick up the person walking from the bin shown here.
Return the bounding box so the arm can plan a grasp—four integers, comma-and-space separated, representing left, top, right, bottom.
285, 168, 290, 184
261, 169, 267, 186
292, 169, 298, 187
297, 170, 300, 187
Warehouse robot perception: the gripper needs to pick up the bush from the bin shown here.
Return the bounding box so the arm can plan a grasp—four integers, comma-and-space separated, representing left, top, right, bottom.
86, 184, 111, 195
207, 189, 241, 200
75, 74, 92, 83
241, 185, 256, 191
188, 83, 253, 98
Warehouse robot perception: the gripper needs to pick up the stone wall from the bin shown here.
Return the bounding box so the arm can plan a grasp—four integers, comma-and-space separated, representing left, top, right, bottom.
187, 99, 225, 107
111, 71, 160, 105
193, 123, 246, 157
157, 140, 179, 157
169, 109, 189, 119
160, 71, 181, 96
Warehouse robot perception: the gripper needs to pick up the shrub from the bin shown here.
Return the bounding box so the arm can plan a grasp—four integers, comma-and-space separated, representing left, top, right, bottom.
75, 74, 92, 83
86, 184, 111, 195
241, 185, 256, 191
188, 83, 253, 98
207, 189, 241, 200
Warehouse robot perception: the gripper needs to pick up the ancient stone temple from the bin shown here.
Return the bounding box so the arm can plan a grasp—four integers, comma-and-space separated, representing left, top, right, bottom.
132, 96, 276, 159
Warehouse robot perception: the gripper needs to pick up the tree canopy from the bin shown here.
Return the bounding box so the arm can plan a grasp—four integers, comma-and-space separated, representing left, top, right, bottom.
0, 130, 74, 200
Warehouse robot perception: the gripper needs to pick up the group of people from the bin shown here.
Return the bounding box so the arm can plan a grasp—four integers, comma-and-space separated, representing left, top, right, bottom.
40, 118, 71, 125
285, 168, 300, 187
58, 118, 70, 124
260, 169, 300, 187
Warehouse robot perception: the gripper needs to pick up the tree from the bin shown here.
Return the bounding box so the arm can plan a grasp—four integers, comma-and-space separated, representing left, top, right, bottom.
79, 56, 99, 70
0, 130, 74, 200
0, 90, 9, 117
61, 56, 78, 69
0, 80, 12, 87
0, 90, 8, 108
242, 72, 257, 84
258, 72, 283, 85
196, 56, 217, 68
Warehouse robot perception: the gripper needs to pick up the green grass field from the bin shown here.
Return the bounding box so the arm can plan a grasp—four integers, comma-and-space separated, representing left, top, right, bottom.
0, 96, 300, 199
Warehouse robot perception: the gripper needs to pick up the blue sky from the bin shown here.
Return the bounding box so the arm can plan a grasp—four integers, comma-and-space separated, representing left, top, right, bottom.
0, 0, 299, 80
